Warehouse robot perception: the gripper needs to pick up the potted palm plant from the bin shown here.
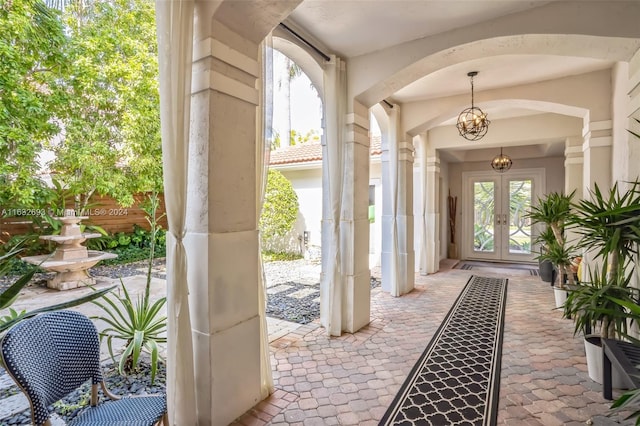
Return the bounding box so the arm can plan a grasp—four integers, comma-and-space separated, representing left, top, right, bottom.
565, 180, 640, 384
536, 226, 557, 284
526, 191, 575, 308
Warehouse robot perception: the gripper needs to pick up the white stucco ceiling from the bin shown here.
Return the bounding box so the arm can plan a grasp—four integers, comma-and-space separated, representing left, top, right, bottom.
287, 0, 638, 159
289, 0, 556, 58
392, 54, 614, 103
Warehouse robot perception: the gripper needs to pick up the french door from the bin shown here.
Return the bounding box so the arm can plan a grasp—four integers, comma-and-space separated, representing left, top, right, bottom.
462, 169, 544, 263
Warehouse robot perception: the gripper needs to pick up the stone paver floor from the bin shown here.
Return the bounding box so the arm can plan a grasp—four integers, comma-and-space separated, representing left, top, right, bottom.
234, 266, 635, 426
2, 261, 636, 425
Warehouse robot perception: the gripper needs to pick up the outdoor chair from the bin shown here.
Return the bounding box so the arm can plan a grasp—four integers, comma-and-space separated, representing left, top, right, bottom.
0, 310, 167, 426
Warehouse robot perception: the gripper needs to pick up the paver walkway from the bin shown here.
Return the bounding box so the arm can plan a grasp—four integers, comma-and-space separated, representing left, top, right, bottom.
2, 261, 636, 425
235, 266, 634, 426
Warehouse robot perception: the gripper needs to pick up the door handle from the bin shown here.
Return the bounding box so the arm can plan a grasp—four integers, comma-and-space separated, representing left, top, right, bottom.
496, 215, 500, 225
503, 214, 508, 225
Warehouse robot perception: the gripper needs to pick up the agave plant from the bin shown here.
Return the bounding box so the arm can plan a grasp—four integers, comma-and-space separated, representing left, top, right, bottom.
91, 192, 167, 383
92, 278, 167, 383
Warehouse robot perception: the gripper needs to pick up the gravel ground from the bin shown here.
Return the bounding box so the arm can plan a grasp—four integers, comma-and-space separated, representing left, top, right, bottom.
0, 258, 166, 292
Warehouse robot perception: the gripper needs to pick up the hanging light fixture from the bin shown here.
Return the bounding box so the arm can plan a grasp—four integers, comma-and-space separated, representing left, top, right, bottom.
456, 71, 490, 141
491, 147, 512, 173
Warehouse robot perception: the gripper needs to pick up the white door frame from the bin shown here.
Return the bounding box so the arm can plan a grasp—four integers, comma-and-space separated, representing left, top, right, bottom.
461, 168, 545, 263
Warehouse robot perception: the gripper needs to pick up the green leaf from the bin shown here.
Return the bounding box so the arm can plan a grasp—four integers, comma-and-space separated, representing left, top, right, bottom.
0, 268, 36, 310
0, 285, 116, 333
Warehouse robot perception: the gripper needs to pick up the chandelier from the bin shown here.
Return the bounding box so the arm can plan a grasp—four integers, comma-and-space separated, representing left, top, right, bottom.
491, 147, 512, 173
456, 71, 490, 141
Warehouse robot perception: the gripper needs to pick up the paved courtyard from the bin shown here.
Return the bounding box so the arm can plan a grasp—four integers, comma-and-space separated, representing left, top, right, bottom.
1, 260, 636, 425
236, 264, 634, 426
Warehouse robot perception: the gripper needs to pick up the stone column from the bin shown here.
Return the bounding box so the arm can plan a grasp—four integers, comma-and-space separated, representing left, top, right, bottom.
581, 120, 612, 274
415, 133, 428, 276
341, 100, 371, 332
583, 120, 612, 194
564, 135, 583, 249
627, 51, 640, 181
396, 137, 415, 292
627, 50, 640, 292
380, 124, 392, 290
186, 20, 262, 425
380, 105, 414, 295
425, 151, 440, 274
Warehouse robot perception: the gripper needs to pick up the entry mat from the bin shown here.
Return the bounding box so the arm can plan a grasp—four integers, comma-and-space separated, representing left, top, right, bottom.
456, 261, 539, 277
379, 275, 508, 426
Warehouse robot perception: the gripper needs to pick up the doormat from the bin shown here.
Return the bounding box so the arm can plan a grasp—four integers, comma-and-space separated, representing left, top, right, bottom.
456, 261, 539, 276
379, 275, 508, 426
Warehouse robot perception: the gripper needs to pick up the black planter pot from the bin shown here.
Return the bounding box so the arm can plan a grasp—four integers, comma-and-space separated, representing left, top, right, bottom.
539, 259, 554, 283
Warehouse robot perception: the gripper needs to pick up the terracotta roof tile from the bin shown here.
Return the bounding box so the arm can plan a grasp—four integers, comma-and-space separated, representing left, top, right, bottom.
270, 136, 382, 166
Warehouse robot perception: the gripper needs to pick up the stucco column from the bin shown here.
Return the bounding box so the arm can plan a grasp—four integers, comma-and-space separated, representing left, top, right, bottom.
340, 100, 371, 332
425, 151, 440, 274
415, 133, 428, 275
581, 120, 612, 273
564, 135, 583, 199
583, 120, 612, 194
380, 127, 392, 289
380, 105, 414, 294
186, 21, 262, 425
627, 49, 640, 292
627, 50, 640, 180
563, 135, 583, 249
396, 138, 415, 290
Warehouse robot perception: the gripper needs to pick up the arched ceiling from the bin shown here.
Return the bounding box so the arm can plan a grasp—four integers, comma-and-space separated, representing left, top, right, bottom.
286, 0, 640, 161
288, 0, 555, 58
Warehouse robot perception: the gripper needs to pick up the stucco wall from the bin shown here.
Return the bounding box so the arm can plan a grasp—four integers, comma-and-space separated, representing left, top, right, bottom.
276, 160, 383, 262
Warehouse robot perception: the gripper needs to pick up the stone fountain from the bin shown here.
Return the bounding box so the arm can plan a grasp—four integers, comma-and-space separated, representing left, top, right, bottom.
23, 209, 117, 290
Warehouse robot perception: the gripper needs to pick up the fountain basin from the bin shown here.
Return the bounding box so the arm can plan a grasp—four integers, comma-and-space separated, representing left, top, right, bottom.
23, 250, 118, 290
40, 233, 102, 244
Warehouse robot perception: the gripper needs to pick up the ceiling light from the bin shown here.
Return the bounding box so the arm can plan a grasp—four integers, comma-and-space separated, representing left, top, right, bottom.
491, 147, 512, 173
456, 71, 490, 141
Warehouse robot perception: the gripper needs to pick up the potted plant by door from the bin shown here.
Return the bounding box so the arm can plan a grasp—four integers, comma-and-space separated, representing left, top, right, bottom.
565, 181, 640, 384
536, 226, 557, 284
526, 191, 576, 308
564, 262, 639, 385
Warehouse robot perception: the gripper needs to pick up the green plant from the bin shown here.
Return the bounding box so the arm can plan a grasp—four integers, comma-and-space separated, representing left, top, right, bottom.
259, 169, 299, 248
91, 192, 167, 383
526, 191, 575, 289
572, 181, 640, 282
262, 250, 304, 262
564, 261, 639, 340
604, 118, 640, 426
52, 393, 91, 416
609, 387, 640, 425
0, 0, 68, 207
534, 225, 557, 253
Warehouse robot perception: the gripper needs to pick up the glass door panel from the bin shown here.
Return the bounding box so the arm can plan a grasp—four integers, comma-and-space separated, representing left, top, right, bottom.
464, 170, 542, 263
473, 181, 495, 254
507, 179, 532, 256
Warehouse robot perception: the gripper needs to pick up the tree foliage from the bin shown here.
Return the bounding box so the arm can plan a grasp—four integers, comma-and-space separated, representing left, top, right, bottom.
272, 129, 321, 149
260, 169, 298, 248
49, 0, 161, 208
0, 0, 67, 207
0, 0, 162, 211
